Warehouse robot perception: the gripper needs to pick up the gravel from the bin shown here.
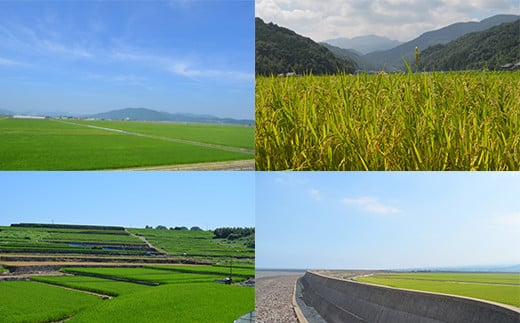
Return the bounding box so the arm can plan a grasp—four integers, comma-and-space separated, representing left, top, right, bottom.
256, 274, 303, 323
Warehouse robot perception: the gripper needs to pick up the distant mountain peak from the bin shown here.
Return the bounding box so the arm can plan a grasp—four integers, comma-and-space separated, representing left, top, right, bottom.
88, 107, 253, 125
324, 35, 402, 55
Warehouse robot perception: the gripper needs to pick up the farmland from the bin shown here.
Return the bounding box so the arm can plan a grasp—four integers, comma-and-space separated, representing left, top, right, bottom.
0, 223, 255, 322
0, 280, 103, 323
0, 118, 254, 170
2, 268, 254, 322
355, 272, 520, 307
256, 71, 520, 170
128, 227, 255, 259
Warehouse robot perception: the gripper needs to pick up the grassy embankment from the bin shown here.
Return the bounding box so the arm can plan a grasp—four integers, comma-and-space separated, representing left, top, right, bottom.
256, 71, 519, 170
356, 272, 520, 307
0, 118, 253, 170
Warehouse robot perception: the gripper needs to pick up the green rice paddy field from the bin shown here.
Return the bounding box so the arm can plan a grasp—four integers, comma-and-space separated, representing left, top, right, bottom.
1, 267, 254, 322
256, 71, 520, 170
356, 272, 520, 307
0, 118, 254, 170
0, 225, 255, 260
129, 228, 255, 259
0, 225, 148, 255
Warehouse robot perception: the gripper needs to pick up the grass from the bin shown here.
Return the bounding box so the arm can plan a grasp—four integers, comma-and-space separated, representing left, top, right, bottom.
145, 264, 255, 281
0, 225, 148, 255
44, 267, 254, 322
73, 119, 255, 150
256, 71, 520, 170
5, 268, 254, 322
128, 228, 255, 258
62, 267, 224, 284
30, 275, 151, 297
0, 118, 253, 170
0, 280, 103, 323
356, 272, 520, 307
69, 282, 254, 323
0, 265, 7, 273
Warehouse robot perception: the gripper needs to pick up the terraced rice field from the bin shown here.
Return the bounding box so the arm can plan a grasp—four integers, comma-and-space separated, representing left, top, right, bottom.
0, 280, 103, 323
356, 272, 520, 307
0, 118, 254, 170
128, 228, 255, 259
2, 267, 254, 322
0, 225, 150, 255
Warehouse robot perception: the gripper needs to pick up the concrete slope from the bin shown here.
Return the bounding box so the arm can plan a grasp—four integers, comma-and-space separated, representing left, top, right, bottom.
301, 271, 519, 323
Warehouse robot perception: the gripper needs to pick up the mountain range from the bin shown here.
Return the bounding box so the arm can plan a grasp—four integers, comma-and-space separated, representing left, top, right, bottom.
362, 14, 519, 70
88, 108, 253, 125
419, 19, 520, 71
0, 108, 253, 125
324, 35, 402, 55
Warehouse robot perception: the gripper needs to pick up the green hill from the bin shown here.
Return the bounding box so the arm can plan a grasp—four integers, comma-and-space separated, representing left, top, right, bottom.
255, 18, 356, 75
419, 19, 520, 71
89, 108, 253, 125
364, 14, 519, 70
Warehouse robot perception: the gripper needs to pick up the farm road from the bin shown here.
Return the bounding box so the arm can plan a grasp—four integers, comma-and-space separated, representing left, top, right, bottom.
125, 229, 166, 254
117, 159, 254, 171
55, 120, 255, 155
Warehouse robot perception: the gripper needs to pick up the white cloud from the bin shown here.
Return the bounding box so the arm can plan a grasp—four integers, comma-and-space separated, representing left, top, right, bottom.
341, 196, 401, 214
40, 40, 93, 59
493, 212, 520, 226
0, 56, 22, 66
256, 0, 518, 41
111, 50, 253, 81
309, 188, 321, 201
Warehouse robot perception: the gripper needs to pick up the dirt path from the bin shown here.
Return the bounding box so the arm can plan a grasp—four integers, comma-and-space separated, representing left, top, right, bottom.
0, 271, 64, 281
115, 159, 254, 171
125, 229, 166, 254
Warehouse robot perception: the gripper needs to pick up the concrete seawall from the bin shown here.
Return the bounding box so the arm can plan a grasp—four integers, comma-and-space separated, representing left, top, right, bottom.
300, 271, 519, 323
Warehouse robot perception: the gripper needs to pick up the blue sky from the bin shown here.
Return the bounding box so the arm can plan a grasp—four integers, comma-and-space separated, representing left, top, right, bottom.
0, 172, 254, 230
256, 172, 520, 270
0, 1, 254, 119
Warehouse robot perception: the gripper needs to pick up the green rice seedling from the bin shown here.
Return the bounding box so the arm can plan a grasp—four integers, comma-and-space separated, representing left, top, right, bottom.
0, 281, 102, 323
61, 267, 222, 285
0, 118, 252, 170
356, 272, 520, 307
69, 283, 254, 323
256, 71, 520, 170
30, 275, 150, 297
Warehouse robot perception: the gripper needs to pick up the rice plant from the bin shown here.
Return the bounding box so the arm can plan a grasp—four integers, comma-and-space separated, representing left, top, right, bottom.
256, 71, 520, 170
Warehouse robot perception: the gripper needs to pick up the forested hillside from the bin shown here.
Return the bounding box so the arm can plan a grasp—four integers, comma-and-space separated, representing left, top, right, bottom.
255, 18, 356, 75
419, 20, 520, 71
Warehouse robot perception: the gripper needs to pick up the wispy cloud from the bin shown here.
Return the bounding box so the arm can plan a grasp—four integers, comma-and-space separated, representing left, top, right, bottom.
493, 212, 520, 227
341, 196, 401, 214
111, 49, 253, 81
84, 72, 148, 86
40, 40, 93, 59
0, 56, 23, 66
308, 188, 321, 201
